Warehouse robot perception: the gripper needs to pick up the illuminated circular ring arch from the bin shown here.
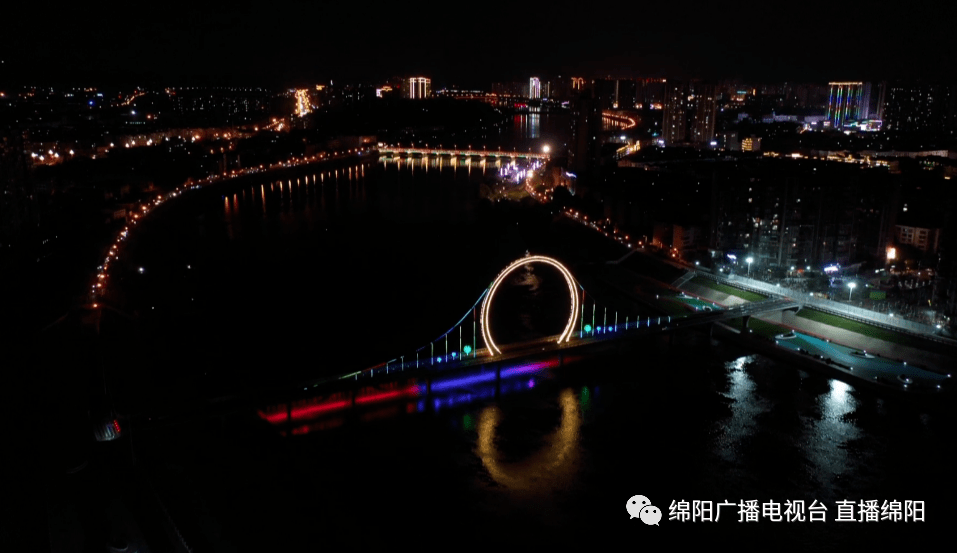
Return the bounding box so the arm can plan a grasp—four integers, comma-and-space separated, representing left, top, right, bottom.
480, 255, 580, 356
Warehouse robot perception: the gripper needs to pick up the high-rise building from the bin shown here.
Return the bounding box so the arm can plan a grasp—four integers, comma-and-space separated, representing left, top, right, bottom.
825, 82, 866, 128
637, 78, 666, 107
405, 77, 431, 99
569, 89, 601, 178
711, 163, 893, 271
0, 128, 35, 245
895, 224, 941, 254
875, 81, 888, 121
593, 79, 617, 110
662, 81, 687, 145
529, 77, 541, 100
546, 76, 579, 102
691, 84, 717, 144
880, 81, 954, 133
718, 131, 740, 151
614, 79, 637, 109
860, 82, 873, 120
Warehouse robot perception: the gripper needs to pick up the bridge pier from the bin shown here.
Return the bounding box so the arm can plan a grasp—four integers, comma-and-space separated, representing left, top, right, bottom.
424, 377, 434, 414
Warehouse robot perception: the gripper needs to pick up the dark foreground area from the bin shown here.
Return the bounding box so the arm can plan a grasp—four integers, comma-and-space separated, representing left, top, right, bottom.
8, 321, 956, 551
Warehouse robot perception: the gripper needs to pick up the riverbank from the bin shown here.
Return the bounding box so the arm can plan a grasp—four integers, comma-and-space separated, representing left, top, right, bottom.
710, 322, 954, 407
677, 278, 957, 375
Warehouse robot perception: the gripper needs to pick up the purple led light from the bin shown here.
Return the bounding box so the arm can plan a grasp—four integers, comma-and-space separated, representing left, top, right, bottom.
430, 371, 496, 392
427, 359, 559, 394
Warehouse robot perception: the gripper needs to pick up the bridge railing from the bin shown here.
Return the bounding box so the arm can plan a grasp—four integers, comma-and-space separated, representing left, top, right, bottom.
351, 313, 693, 382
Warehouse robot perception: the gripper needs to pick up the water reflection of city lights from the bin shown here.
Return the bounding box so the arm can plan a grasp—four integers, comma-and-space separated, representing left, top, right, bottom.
86, 147, 373, 308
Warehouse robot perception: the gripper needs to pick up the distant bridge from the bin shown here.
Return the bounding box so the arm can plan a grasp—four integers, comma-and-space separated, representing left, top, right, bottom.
378, 145, 548, 160
602, 111, 637, 129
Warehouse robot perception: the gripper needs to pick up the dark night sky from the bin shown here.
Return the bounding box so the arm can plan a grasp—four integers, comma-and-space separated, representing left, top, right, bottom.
4, 1, 956, 88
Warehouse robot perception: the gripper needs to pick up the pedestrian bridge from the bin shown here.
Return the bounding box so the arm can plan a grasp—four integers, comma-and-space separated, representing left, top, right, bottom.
254, 256, 805, 432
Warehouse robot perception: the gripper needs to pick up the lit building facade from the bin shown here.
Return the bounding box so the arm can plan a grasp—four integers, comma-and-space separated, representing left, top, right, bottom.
405, 77, 431, 99
529, 77, 541, 99
826, 82, 866, 129
741, 137, 761, 152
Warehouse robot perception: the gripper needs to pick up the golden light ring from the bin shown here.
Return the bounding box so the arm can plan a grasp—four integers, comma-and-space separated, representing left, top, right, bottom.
480, 255, 579, 356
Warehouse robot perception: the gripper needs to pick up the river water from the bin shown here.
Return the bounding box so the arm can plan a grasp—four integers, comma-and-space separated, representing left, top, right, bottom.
104, 111, 955, 550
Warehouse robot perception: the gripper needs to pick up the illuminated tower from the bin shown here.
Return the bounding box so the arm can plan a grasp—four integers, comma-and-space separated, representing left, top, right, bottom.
826, 82, 864, 128
529, 77, 541, 99
405, 77, 431, 99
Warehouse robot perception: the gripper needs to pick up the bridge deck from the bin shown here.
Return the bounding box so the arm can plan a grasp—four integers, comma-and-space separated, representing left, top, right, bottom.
378, 146, 548, 159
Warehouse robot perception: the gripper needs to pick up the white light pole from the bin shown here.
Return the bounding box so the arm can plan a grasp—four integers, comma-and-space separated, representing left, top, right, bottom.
746, 257, 753, 277
848, 282, 857, 301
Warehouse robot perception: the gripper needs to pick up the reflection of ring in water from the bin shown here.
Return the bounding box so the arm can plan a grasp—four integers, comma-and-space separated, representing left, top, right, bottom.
476, 389, 580, 490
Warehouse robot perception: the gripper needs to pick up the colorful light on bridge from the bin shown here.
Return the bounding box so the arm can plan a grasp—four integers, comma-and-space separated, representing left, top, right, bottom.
257, 357, 573, 429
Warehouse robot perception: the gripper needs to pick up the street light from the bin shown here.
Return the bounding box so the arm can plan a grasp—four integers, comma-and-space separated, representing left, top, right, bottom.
746, 257, 753, 277
543, 144, 550, 154
848, 282, 857, 301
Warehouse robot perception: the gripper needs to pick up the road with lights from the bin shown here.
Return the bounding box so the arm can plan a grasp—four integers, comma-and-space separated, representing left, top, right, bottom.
294, 89, 313, 117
